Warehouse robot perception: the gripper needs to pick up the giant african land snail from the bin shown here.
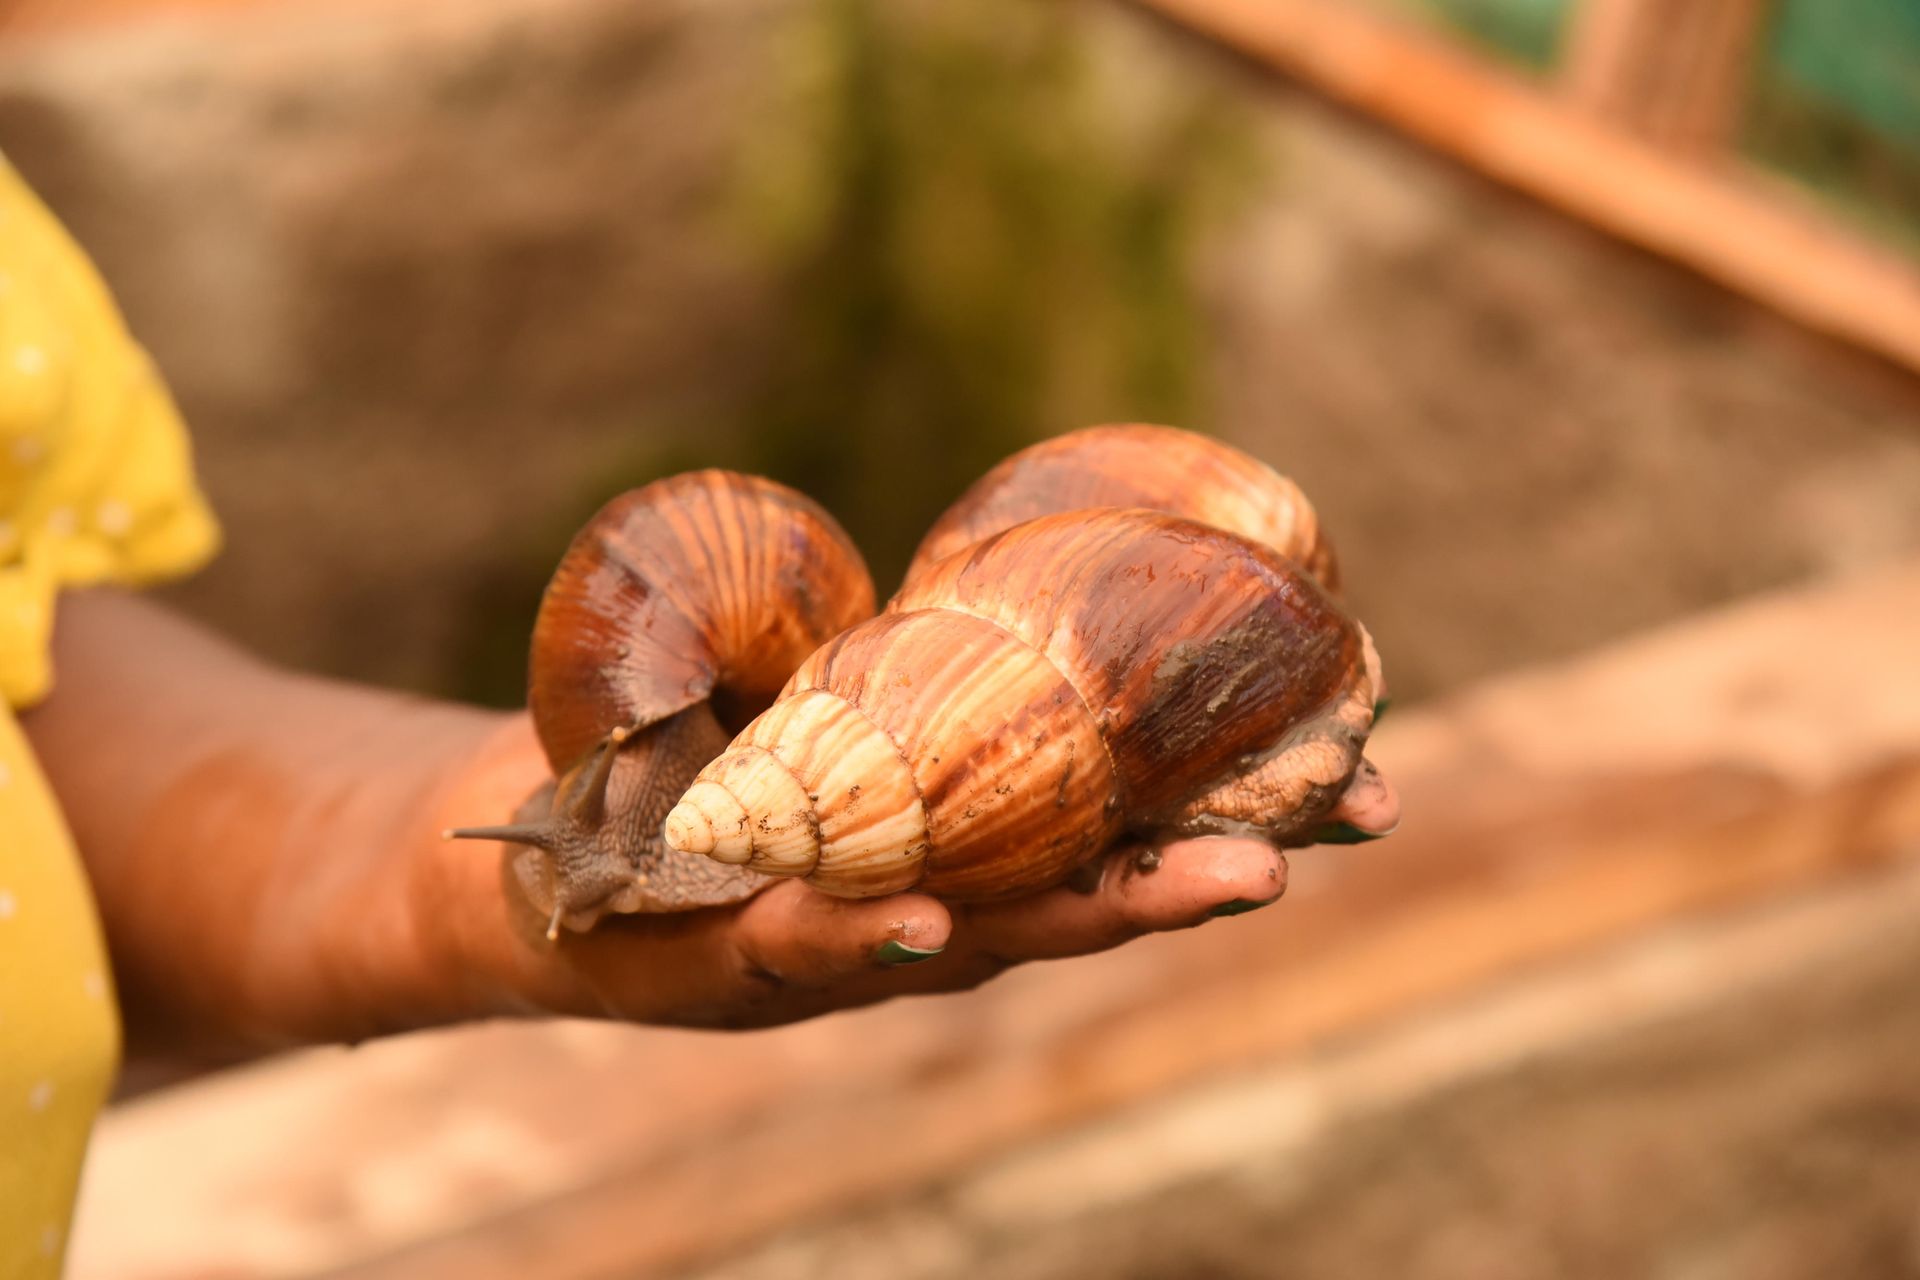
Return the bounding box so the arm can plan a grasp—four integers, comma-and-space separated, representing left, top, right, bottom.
663, 425, 1396, 900
447, 471, 877, 935
455, 425, 1395, 934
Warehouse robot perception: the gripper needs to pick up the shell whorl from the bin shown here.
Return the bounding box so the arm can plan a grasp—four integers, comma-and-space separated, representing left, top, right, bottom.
664, 509, 1374, 900
906, 424, 1339, 591
528, 469, 876, 772
451, 469, 876, 932
666, 607, 1120, 899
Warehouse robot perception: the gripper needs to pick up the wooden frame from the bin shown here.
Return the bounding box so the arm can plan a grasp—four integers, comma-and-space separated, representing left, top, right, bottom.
1561, 0, 1770, 152
1130, 0, 1920, 375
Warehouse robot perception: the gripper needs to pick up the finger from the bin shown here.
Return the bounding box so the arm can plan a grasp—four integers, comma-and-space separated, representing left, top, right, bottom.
729, 882, 953, 986
957, 836, 1287, 963
1312, 757, 1401, 843
709, 840, 1292, 1015
554, 881, 949, 1024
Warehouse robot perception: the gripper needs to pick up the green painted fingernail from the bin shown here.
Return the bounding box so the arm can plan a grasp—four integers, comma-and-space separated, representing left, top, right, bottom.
876, 940, 943, 966
1316, 821, 1387, 845
1372, 696, 1393, 723
1210, 897, 1279, 918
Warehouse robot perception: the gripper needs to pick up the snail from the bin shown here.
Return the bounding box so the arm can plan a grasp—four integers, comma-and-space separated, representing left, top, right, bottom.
662, 503, 1390, 901
447, 470, 876, 936
908, 422, 1391, 840
905, 423, 1340, 590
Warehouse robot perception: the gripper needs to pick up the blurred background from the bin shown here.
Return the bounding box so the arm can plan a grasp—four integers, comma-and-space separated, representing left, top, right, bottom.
2, 0, 1919, 1276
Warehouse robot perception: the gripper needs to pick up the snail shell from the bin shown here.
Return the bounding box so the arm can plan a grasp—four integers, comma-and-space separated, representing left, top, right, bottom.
663, 508, 1379, 900
450, 470, 876, 933
528, 471, 877, 772
907, 424, 1340, 590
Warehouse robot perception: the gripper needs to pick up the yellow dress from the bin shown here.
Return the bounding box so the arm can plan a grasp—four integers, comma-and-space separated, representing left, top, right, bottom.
0, 154, 219, 1277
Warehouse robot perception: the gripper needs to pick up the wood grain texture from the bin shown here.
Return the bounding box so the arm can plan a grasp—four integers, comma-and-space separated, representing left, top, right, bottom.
1129, 0, 1920, 375
0, 0, 268, 40
1561, 0, 1770, 153
72, 557, 1920, 1280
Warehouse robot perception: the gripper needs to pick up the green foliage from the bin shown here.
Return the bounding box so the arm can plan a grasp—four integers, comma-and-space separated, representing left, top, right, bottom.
1743, 0, 1920, 251
1383, 0, 1572, 71
720, 0, 1255, 589
1763, 0, 1920, 144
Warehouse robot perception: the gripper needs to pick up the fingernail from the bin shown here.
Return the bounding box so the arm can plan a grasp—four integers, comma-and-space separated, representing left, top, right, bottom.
1209, 896, 1280, 918
1316, 821, 1389, 845
876, 940, 944, 966
1372, 696, 1393, 723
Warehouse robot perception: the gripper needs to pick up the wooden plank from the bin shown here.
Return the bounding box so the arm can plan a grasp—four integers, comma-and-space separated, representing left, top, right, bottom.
1128, 0, 1920, 376
71, 557, 1920, 1280
696, 858, 1920, 1269
0, 0, 405, 44
0, 0, 269, 40
1560, 0, 1771, 152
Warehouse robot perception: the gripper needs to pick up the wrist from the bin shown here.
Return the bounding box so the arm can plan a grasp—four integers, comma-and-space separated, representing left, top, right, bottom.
404, 712, 601, 1025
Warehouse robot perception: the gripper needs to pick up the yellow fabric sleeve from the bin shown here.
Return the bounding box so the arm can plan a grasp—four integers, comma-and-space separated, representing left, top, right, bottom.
1, 151, 220, 1278
0, 152, 221, 708
0, 706, 121, 1279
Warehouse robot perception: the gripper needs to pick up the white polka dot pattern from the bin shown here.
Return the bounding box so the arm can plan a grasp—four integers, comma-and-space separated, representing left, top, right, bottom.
2, 152, 180, 1280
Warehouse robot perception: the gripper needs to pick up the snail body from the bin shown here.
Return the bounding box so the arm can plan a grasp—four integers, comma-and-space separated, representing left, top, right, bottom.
664, 508, 1380, 900
450, 470, 875, 934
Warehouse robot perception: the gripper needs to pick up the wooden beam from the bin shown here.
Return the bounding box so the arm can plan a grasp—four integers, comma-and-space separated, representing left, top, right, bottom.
0, 0, 265, 41
1128, 0, 1920, 377
72, 557, 1920, 1280
1561, 0, 1772, 153
678, 860, 1920, 1269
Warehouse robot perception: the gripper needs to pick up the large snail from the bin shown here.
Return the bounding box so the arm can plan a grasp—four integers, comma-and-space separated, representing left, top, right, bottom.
448, 470, 875, 935
662, 426, 1394, 901
459, 426, 1393, 931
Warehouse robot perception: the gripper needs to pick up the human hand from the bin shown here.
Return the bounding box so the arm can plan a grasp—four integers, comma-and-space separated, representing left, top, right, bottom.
417, 714, 1390, 1032
31, 593, 1390, 1055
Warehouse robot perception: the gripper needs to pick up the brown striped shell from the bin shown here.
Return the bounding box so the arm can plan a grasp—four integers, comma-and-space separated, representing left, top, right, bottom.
528, 471, 877, 772
908, 422, 1386, 748
906, 424, 1340, 591
450, 470, 876, 933
662, 509, 1380, 901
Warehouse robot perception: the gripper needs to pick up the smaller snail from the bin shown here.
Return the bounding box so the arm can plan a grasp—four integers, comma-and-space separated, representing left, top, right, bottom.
449, 470, 875, 935
664, 506, 1387, 900
906, 423, 1340, 590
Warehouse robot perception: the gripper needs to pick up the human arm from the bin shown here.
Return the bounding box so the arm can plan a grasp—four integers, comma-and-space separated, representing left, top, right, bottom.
22, 591, 1294, 1063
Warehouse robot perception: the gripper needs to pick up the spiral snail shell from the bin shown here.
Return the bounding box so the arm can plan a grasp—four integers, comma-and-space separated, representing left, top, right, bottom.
458, 426, 1390, 927
663, 505, 1384, 900
449, 470, 875, 934
906, 423, 1340, 591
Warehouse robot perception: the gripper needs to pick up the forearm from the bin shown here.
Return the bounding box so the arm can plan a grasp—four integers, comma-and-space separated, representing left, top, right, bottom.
20, 591, 560, 1058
